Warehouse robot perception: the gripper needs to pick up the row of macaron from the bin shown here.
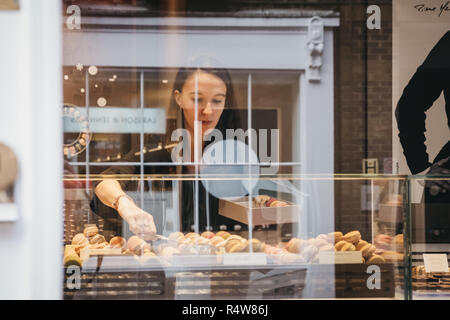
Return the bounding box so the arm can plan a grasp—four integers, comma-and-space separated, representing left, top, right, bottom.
285, 231, 386, 264
253, 195, 289, 208
159, 231, 266, 256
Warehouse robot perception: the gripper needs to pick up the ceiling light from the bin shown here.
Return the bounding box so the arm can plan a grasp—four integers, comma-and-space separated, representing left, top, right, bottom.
97, 97, 107, 107
88, 65, 98, 75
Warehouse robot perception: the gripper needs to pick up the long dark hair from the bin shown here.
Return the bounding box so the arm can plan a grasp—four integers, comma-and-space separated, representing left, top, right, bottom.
168, 67, 242, 142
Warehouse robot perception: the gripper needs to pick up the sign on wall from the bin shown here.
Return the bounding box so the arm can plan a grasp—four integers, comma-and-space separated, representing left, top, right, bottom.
63, 107, 166, 134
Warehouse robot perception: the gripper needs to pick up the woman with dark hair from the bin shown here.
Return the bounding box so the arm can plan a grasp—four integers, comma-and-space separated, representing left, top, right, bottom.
90, 67, 244, 240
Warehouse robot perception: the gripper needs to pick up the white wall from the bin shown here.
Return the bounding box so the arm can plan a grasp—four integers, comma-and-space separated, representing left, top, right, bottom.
393, 0, 450, 175
0, 0, 62, 299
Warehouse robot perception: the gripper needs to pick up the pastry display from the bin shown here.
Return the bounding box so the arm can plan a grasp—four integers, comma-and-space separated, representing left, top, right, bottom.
253, 195, 289, 208
83, 226, 99, 238
327, 232, 343, 243
335, 240, 348, 251
209, 236, 225, 246
215, 231, 231, 239
340, 242, 356, 252
355, 240, 369, 251
168, 232, 184, 242
366, 255, 385, 264
343, 231, 361, 244
379, 250, 404, 262
185, 232, 199, 239
286, 238, 303, 254
228, 242, 246, 253
244, 239, 266, 252
281, 230, 387, 265
109, 236, 126, 249
253, 195, 271, 207
89, 234, 106, 245
66, 227, 391, 268
360, 244, 376, 259
393, 234, 403, 246
201, 231, 215, 239
127, 236, 151, 255
72, 233, 89, 246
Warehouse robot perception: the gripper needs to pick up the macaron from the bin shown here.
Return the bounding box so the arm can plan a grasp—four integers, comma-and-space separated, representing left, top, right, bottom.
201, 231, 215, 239
83, 226, 98, 238
340, 242, 356, 251
327, 232, 343, 244
356, 240, 369, 251
168, 232, 184, 242
89, 234, 106, 245
216, 231, 231, 240
343, 231, 361, 244
360, 244, 376, 258
109, 236, 126, 249
367, 254, 385, 264
286, 238, 303, 254
228, 242, 246, 253
72, 233, 88, 245
335, 240, 348, 251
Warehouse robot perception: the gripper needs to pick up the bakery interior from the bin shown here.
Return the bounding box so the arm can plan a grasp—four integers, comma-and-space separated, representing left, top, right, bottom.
0, 0, 449, 300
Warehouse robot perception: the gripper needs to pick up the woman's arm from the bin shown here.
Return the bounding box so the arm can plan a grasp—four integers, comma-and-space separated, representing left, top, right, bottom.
94, 179, 157, 240
95, 179, 128, 209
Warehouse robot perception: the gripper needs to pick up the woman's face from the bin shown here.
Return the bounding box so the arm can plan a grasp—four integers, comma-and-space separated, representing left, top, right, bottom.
175, 70, 226, 136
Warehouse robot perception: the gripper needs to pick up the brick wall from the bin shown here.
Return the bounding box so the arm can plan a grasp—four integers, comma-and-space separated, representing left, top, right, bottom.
333, 1, 392, 237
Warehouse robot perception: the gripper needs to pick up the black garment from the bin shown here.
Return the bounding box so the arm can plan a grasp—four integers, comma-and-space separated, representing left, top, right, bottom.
423, 141, 450, 242
395, 31, 450, 174
395, 31, 450, 242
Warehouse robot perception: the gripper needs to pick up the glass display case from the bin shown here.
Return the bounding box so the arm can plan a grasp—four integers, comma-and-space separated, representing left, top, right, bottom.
406, 175, 450, 299
62, 174, 409, 300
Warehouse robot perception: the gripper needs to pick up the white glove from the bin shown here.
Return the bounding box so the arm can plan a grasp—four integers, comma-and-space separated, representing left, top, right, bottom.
117, 196, 157, 240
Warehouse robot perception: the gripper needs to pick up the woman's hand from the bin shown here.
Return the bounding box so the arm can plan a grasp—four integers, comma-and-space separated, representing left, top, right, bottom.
117, 196, 157, 240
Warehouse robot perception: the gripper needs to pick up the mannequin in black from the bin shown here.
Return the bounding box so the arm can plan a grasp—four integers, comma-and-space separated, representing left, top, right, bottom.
395, 31, 450, 242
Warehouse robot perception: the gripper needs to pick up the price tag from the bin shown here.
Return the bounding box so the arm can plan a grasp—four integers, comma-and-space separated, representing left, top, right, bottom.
423, 254, 449, 273
319, 251, 363, 264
